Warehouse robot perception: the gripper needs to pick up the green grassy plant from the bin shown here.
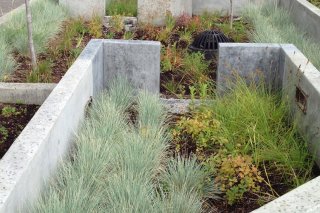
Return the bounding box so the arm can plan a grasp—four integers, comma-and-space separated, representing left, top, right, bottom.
27, 60, 52, 83
181, 52, 209, 83
0, 0, 67, 79
106, 0, 137, 16
31, 77, 213, 212
243, 2, 320, 69
1, 106, 19, 117
0, 125, 9, 143
1, 0, 67, 55
173, 78, 314, 205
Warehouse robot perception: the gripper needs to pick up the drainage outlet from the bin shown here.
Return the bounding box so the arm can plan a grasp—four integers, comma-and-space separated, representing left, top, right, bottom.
188, 30, 232, 60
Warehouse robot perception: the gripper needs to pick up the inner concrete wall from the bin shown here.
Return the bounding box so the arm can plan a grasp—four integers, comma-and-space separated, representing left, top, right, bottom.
59, 0, 105, 19
192, 0, 270, 16
103, 40, 160, 93
0, 39, 160, 213
0, 83, 56, 105
138, 0, 192, 25
217, 43, 282, 93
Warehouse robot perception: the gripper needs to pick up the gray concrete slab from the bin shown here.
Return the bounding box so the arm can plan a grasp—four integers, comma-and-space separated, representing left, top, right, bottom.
59, 0, 105, 20
0, 83, 56, 105
104, 39, 161, 94
217, 43, 282, 94
138, 0, 192, 25
0, 0, 24, 17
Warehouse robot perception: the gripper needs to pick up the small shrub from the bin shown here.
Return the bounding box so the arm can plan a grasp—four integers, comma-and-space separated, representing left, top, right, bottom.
88, 15, 103, 38
160, 45, 183, 72
123, 31, 135, 40
181, 52, 209, 83
109, 15, 124, 32
2, 106, 19, 117
215, 155, 263, 205
27, 60, 52, 83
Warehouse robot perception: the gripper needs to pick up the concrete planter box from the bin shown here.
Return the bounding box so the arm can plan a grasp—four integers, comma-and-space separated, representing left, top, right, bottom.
138, 0, 192, 25
0, 40, 319, 212
0, 39, 160, 213
59, 0, 105, 20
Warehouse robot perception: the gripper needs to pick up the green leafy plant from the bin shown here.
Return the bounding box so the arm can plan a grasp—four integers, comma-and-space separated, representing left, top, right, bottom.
181, 52, 209, 83
123, 31, 135, 40
88, 15, 103, 38
215, 155, 263, 205
178, 29, 193, 47
109, 15, 124, 33
160, 45, 183, 72
2, 106, 19, 117
0, 125, 8, 143
27, 60, 52, 83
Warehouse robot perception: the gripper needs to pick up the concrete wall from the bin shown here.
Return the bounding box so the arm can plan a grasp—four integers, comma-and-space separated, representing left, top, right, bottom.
0, 83, 56, 105
281, 44, 320, 166
217, 43, 282, 93
192, 0, 250, 16
279, 0, 320, 42
59, 0, 105, 20
192, 0, 269, 16
0, 39, 160, 212
138, 0, 192, 25
104, 40, 160, 94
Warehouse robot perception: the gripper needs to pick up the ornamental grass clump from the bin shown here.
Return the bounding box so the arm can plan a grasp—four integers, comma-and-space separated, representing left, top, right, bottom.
31, 77, 216, 213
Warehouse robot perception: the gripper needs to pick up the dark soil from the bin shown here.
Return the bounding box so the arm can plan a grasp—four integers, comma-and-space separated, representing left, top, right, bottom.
0, 103, 39, 158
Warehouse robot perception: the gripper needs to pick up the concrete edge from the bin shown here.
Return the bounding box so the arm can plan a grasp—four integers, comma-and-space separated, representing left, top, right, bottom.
0, 39, 104, 213
0, 83, 57, 105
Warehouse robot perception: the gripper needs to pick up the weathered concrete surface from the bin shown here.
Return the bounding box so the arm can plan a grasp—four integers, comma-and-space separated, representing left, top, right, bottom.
253, 176, 320, 213
59, 0, 105, 19
192, 0, 270, 16
138, 0, 192, 25
0, 83, 56, 105
217, 43, 282, 94
279, 0, 320, 42
104, 40, 160, 94
0, 0, 24, 17
281, 44, 320, 166
161, 98, 202, 114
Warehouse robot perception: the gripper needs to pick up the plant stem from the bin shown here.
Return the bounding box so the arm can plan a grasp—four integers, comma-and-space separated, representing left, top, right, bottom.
230, 0, 233, 29
25, 0, 37, 69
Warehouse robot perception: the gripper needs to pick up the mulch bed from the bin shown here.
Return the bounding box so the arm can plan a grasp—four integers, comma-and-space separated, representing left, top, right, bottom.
0, 103, 39, 158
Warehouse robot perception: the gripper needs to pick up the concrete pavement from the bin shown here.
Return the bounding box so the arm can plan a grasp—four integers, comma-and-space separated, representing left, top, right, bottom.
0, 0, 25, 17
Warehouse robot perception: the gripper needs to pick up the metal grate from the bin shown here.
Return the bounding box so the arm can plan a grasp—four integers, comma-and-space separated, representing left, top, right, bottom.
189, 30, 232, 59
